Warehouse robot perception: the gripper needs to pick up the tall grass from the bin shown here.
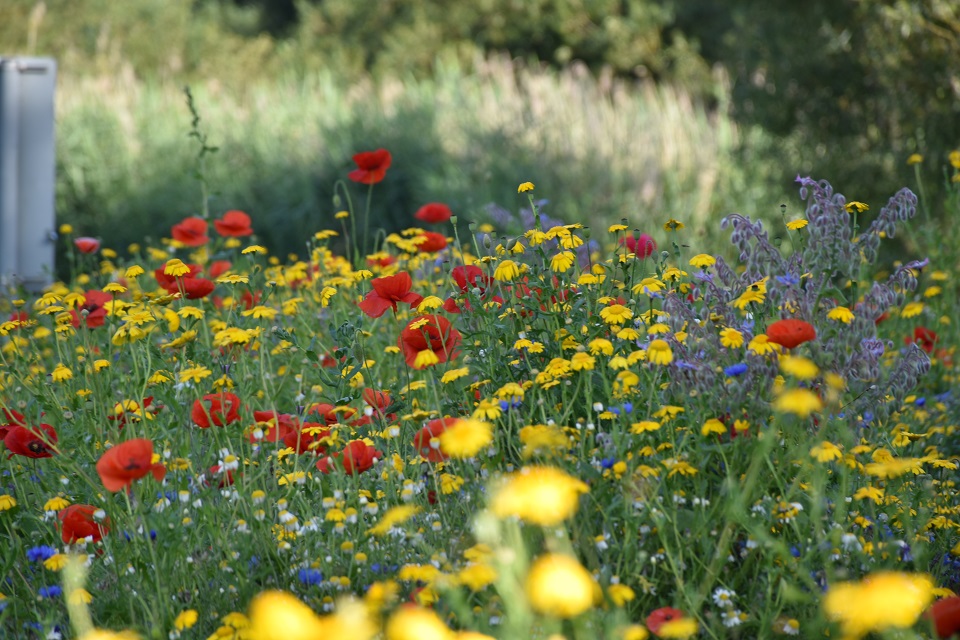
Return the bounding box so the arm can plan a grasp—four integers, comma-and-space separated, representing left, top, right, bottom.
55, 57, 784, 257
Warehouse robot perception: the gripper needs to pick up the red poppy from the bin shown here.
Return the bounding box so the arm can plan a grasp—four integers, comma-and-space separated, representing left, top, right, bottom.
305, 403, 364, 428
927, 595, 960, 638
214, 210, 254, 237
398, 314, 462, 369
171, 216, 210, 247
107, 397, 159, 430
358, 272, 424, 318
192, 393, 242, 428
283, 423, 331, 454
646, 607, 688, 637
765, 318, 817, 349
95, 438, 166, 492
153, 263, 203, 289
622, 233, 657, 259
207, 260, 232, 279
247, 410, 299, 445
362, 388, 396, 422
74, 237, 101, 254
3, 423, 57, 459
906, 326, 938, 353
348, 148, 392, 184
69, 289, 113, 329
316, 440, 382, 475
208, 464, 237, 487
416, 231, 448, 253
451, 265, 492, 294
413, 418, 457, 462
169, 277, 216, 300
414, 203, 453, 224
0, 408, 27, 439
59, 504, 109, 544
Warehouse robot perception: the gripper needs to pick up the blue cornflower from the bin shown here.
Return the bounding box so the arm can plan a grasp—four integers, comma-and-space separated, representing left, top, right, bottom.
27, 545, 57, 563
38, 585, 62, 598
298, 568, 323, 586
724, 363, 748, 377
915, 397, 926, 407
600, 458, 616, 470
775, 274, 800, 286
621, 402, 633, 414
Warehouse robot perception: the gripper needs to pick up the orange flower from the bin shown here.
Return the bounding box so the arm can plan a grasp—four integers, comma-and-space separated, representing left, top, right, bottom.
96, 439, 166, 492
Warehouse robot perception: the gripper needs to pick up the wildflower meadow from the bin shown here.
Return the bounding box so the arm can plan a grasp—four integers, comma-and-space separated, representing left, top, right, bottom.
4, 142, 960, 640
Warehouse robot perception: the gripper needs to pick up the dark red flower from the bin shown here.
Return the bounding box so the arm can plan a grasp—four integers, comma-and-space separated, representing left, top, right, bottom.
927, 595, 960, 638
316, 440, 382, 475
906, 326, 938, 353
766, 318, 817, 349
451, 265, 492, 294
348, 149, 392, 184
73, 237, 101, 254
622, 233, 657, 259
413, 418, 457, 462
416, 231, 448, 253
214, 210, 254, 237
414, 203, 453, 224
207, 260, 232, 279
95, 438, 166, 492
398, 314, 462, 369
358, 272, 424, 318
171, 216, 210, 247
3, 423, 57, 459
0, 408, 27, 440
646, 607, 688, 637
192, 392, 242, 428
59, 504, 109, 544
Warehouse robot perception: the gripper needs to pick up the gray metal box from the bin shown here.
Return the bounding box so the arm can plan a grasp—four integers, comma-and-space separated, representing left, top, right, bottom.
0, 56, 57, 292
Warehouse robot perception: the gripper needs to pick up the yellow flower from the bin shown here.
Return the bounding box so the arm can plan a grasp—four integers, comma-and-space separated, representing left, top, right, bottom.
518, 182, 535, 193
748, 334, 780, 356
657, 618, 699, 638
438, 419, 493, 458
844, 201, 870, 213
417, 296, 444, 312
907, 153, 923, 165
600, 304, 633, 325
646, 339, 673, 365
94, 359, 110, 372
607, 583, 636, 606
525, 553, 595, 618
494, 259, 520, 282
688, 254, 716, 268
0, 495, 15, 511
178, 365, 213, 384
385, 605, 452, 640
630, 420, 661, 434
733, 277, 768, 310
335, 210, 350, 219
901, 301, 924, 318
550, 250, 576, 273
174, 609, 198, 630
242, 245, 267, 254
59, 223, 74, 234
786, 218, 808, 230
620, 625, 650, 640
663, 218, 685, 232
248, 591, 327, 640
163, 258, 191, 277
43, 553, 69, 571
950, 150, 960, 169
217, 274, 249, 284
79, 630, 141, 640
52, 363, 73, 382
368, 505, 420, 536
608, 223, 628, 233
570, 352, 596, 371
441, 367, 470, 383
103, 282, 126, 294
810, 441, 843, 462
124, 265, 144, 279
491, 466, 588, 526
822, 572, 933, 639
43, 496, 71, 512
827, 306, 855, 323
457, 563, 497, 591
701, 418, 726, 437
719, 327, 743, 348
774, 388, 823, 418
779, 355, 819, 380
